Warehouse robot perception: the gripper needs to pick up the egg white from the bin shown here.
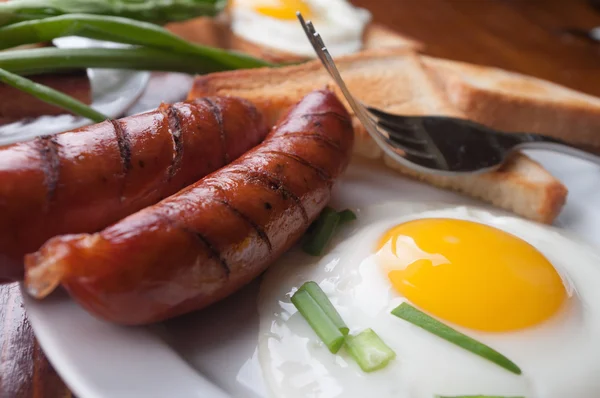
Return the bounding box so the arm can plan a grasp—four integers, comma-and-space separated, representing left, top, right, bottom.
230, 0, 371, 57
257, 202, 600, 398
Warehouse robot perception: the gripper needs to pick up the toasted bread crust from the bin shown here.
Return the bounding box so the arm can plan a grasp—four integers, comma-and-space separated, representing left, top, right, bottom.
190, 48, 442, 160
383, 153, 568, 225
188, 48, 568, 224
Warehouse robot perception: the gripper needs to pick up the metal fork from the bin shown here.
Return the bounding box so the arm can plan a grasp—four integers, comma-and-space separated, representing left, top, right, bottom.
296, 12, 600, 176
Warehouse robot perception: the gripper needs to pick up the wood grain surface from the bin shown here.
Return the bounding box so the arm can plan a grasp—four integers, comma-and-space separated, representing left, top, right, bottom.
353, 0, 600, 96
1, 1, 599, 397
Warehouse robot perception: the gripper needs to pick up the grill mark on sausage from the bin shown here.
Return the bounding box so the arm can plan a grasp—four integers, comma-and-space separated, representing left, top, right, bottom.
110, 119, 132, 175
278, 133, 341, 151
191, 231, 230, 276
300, 111, 352, 126
165, 105, 184, 180
218, 199, 273, 252
201, 98, 228, 164
243, 170, 309, 224
35, 135, 61, 207
157, 213, 230, 276
261, 150, 331, 181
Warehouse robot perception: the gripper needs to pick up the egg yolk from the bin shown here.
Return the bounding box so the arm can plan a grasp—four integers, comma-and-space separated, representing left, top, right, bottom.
377, 218, 567, 332
253, 0, 312, 20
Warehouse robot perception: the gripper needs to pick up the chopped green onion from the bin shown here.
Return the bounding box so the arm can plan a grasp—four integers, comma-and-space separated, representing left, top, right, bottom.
391, 303, 522, 375
337, 209, 357, 225
344, 328, 396, 372
0, 14, 272, 70
0, 67, 107, 122
291, 289, 344, 354
302, 207, 341, 256
291, 282, 395, 372
435, 396, 525, 398
300, 281, 348, 336
302, 207, 357, 255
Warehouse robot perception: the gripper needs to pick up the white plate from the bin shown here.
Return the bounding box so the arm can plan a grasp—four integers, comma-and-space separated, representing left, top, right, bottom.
0, 37, 150, 146
23, 151, 600, 398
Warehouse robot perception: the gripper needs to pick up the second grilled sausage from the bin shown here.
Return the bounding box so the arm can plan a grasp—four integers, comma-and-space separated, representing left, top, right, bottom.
25, 89, 354, 325
0, 97, 267, 280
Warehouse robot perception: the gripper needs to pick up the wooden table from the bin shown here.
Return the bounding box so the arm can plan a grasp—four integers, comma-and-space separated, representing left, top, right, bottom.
1, 1, 599, 396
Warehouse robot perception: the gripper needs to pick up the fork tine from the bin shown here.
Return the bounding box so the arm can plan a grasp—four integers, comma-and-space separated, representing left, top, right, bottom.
312, 34, 373, 120
298, 14, 324, 55
298, 16, 363, 103
371, 117, 427, 146
310, 24, 326, 47
367, 107, 417, 128
367, 107, 424, 139
297, 12, 311, 35
304, 26, 340, 84
305, 23, 334, 72
383, 136, 435, 159
367, 106, 399, 120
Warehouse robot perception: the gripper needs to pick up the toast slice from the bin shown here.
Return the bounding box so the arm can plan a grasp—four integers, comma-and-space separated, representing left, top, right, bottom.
167, 16, 422, 64
423, 56, 600, 151
188, 48, 567, 224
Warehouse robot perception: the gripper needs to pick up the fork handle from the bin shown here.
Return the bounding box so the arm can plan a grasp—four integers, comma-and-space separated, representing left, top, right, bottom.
515, 134, 600, 166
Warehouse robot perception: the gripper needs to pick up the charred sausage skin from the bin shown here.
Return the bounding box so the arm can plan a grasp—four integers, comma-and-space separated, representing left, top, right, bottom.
0, 97, 267, 280
25, 89, 354, 325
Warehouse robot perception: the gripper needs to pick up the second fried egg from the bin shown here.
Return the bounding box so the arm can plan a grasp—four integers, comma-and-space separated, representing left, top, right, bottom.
230, 0, 371, 57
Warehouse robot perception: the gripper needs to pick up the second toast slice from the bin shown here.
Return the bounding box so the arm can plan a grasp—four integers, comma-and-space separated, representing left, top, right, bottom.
423, 56, 600, 151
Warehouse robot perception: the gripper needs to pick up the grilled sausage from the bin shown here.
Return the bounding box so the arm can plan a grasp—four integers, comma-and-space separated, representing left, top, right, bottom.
24, 89, 354, 325
0, 97, 267, 280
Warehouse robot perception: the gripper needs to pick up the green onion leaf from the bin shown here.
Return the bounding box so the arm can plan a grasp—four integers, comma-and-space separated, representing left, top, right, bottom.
391, 303, 522, 375
337, 209, 357, 225
344, 328, 396, 372
0, 67, 107, 122
300, 281, 348, 336
0, 47, 269, 77
302, 207, 341, 256
291, 289, 345, 354
435, 396, 525, 398
0, 14, 272, 70
0, 0, 226, 27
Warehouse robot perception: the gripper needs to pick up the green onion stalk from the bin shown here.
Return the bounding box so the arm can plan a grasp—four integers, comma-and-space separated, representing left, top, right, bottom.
0, 47, 271, 76
391, 303, 522, 375
291, 282, 349, 353
0, 0, 227, 27
302, 207, 342, 256
0, 68, 107, 122
0, 14, 272, 70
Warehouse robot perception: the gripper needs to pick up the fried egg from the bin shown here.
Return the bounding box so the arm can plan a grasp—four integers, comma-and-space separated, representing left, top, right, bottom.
257, 203, 600, 398
230, 0, 371, 57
